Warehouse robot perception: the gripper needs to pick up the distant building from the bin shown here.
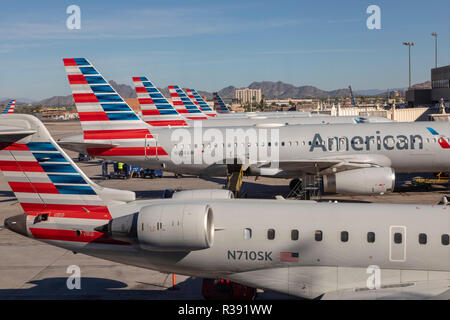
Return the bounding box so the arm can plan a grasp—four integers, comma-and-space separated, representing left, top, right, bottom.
406, 65, 450, 107
235, 88, 261, 105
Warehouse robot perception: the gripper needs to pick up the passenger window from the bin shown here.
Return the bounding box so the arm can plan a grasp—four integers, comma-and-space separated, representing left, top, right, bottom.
340, 231, 349, 242
418, 233, 427, 245
315, 230, 323, 241
442, 234, 449, 246
267, 229, 275, 240
243, 228, 252, 240
394, 232, 402, 244
367, 232, 375, 243
281, 142, 285, 147
291, 229, 299, 241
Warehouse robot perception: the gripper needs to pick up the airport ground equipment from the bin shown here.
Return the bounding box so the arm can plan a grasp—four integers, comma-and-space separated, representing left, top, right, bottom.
102, 161, 162, 179
412, 172, 449, 190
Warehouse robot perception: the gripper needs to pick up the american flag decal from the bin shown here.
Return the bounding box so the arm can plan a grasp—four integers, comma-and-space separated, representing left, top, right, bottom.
280, 252, 299, 262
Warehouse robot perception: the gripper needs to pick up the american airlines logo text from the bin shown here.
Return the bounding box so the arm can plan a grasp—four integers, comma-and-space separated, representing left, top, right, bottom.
310, 132, 424, 152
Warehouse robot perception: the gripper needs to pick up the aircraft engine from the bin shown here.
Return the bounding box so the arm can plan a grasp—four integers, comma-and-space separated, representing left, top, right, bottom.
322, 167, 395, 195
101, 203, 214, 251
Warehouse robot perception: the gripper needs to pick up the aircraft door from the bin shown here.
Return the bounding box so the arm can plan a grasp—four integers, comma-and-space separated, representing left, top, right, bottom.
145, 134, 158, 160
389, 226, 406, 262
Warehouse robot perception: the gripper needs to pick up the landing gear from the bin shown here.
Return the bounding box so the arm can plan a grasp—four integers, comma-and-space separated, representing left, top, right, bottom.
226, 164, 244, 198
287, 176, 321, 200
289, 178, 302, 190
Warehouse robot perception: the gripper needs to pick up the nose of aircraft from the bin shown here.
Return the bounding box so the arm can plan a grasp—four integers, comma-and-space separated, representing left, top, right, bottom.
4, 214, 28, 237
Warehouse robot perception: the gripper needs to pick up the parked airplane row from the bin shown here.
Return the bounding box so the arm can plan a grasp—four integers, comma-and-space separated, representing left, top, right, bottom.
1, 114, 448, 299
0, 57, 449, 299
58, 58, 450, 195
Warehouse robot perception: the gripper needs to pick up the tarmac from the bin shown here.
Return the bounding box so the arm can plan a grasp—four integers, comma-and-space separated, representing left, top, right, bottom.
0, 121, 448, 299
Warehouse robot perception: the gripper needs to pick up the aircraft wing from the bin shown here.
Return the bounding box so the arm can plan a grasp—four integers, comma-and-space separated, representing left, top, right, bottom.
0, 127, 36, 142
321, 279, 450, 300
262, 154, 392, 175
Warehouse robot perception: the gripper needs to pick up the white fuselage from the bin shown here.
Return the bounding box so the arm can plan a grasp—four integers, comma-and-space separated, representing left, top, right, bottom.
23, 199, 450, 299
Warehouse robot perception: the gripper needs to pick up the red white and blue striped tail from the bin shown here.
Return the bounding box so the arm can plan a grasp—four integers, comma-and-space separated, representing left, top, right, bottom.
168, 85, 209, 120
63, 58, 152, 140
2, 99, 16, 114
63, 58, 159, 158
213, 92, 231, 114
132, 76, 187, 127
185, 89, 216, 117
0, 114, 136, 245
0, 114, 134, 222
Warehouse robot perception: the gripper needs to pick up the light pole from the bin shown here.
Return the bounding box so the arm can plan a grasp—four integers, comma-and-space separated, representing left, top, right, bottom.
431, 32, 437, 68
403, 42, 414, 88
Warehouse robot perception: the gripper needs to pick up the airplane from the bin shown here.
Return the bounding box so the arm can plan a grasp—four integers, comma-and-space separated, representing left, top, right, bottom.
172, 86, 331, 120
212, 91, 324, 119
2, 99, 15, 114
185, 88, 217, 117
1, 114, 449, 300
59, 59, 450, 195
213, 92, 231, 114
168, 85, 210, 120
132, 75, 392, 127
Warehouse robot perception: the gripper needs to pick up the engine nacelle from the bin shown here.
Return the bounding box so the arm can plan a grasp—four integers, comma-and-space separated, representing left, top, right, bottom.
323, 167, 395, 195
103, 203, 214, 252
137, 203, 214, 251
172, 189, 234, 200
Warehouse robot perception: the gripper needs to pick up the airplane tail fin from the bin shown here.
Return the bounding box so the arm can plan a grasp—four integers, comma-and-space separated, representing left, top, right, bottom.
132, 76, 187, 127
168, 85, 208, 120
2, 99, 16, 114
213, 92, 231, 114
185, 89, 216, 117
0, 114, 135, 222
62, 58, 156, 157
63, 58, 152, 137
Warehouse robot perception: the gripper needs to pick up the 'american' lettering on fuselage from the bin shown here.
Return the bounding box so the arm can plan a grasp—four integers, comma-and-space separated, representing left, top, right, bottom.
309, 131, 424, 152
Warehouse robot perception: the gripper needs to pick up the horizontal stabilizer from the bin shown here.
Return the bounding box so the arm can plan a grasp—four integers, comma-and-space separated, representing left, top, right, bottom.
0, 126, 36, 142
58, 135, 118, 154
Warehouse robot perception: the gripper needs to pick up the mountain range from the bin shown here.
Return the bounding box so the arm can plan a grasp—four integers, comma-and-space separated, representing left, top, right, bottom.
1, 80, 431, 107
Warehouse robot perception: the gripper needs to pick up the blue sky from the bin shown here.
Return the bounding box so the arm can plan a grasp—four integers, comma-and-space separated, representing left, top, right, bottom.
0, 0, 449, 100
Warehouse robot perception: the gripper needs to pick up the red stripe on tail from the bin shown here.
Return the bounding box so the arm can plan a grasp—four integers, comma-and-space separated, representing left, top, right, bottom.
0, 161, 44, 172
8, 182, 59, 194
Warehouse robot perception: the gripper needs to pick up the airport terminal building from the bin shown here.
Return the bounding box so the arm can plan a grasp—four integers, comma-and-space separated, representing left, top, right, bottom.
407, 65, 450, 106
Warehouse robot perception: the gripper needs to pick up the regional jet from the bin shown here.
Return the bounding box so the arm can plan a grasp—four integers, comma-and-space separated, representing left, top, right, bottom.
1, 114, 449, 299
